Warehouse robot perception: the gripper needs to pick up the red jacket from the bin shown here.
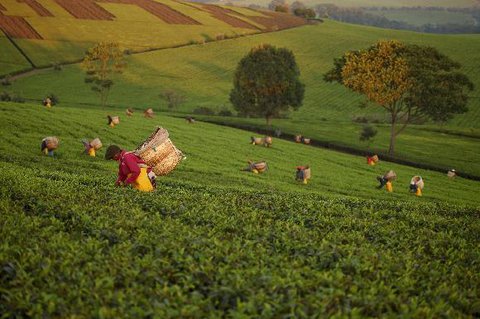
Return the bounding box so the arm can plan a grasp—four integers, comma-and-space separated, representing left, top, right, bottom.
116, 151, 149, 185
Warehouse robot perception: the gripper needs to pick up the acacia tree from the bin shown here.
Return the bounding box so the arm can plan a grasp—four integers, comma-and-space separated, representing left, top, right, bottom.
324, 40, 473, 155
230, 44, 305, 125
82, 42, 126, 108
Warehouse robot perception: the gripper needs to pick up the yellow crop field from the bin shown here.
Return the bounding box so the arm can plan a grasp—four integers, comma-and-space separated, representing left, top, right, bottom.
0, 0, 303, 69
0, 1, 36, 16
98, 3, 163, 23
156, 0, 233, 27
36, 0, 73, 18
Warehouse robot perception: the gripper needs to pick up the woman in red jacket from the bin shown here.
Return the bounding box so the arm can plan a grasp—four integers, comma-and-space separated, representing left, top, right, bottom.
105, 145, 155, 192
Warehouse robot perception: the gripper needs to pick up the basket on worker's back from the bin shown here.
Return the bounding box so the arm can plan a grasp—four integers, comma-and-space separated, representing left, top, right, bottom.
385, 170, 397, 181
90, 138, 102, 150
135, 127, 183, 176
44, 136, 59, 150
250, 161, 268, 173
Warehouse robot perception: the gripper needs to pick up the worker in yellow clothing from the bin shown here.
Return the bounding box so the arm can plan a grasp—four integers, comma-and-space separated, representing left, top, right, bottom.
409, 176, 424, 196
377, 170, 396, 192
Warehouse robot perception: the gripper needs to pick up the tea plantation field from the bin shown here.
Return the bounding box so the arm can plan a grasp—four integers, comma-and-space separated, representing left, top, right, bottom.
7, 21, 480, 176
0, 102, 479, 317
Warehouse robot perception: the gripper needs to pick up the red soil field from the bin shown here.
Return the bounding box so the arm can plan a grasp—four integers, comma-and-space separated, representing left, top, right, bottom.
200, 4, 259, 30
54, 0, 114, 20
18, 0, 53, 17
0, 11, 42, 39
250, 11, 307, 31
98, 0, 200, 24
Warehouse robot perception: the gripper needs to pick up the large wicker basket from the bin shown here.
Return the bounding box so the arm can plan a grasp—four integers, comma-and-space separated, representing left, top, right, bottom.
144, 108, 154, 118
303, 167, 311, 179
135, 127, 183, 176
264, 136, 272, 147
251, 161, 267, 173
411, 176, 424, 190
44, 136, 59, 150
90, 138, 102, 150
385, 170, 397, 181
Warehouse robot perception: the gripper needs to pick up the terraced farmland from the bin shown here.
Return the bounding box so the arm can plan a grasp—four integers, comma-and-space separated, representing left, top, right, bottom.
0, 0, 305, 69
0, 102, 479, 317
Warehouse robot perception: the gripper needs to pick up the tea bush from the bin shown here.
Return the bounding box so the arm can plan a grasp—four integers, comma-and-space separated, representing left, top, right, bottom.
0, 102, 479, 317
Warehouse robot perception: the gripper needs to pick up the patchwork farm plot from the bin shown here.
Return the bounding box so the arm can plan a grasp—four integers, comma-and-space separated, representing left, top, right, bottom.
0, 0, 306, 70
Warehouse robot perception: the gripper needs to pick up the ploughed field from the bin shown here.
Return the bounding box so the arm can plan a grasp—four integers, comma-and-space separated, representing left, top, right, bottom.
0, 102, 479, 317
0, 0, 305, 71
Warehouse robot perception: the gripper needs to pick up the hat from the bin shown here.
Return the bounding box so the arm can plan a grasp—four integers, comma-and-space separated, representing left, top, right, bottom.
105, 145, 121, 160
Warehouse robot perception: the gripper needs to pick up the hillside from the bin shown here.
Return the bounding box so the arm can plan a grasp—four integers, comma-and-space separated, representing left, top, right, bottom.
1, 102, 479, 317
0, 0, 305, 72
6, 21, 480, 176
226, 0, 480, 8
2, 102, 478, 204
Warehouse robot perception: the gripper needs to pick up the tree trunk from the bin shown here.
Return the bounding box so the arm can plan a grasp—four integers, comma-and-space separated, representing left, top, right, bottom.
388, 112, 396, 155
266, 115, 272, 126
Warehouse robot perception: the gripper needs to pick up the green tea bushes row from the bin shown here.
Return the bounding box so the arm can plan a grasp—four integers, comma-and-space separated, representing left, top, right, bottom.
1, 163, 479, 318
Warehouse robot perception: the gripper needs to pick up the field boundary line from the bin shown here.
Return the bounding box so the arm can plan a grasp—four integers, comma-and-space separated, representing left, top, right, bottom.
0, 30, 36, 68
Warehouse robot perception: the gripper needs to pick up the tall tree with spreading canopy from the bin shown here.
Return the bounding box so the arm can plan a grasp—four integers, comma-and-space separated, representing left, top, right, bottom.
230, 44, 305, 125
324, 40, 473, 155
82, 42, 126, 108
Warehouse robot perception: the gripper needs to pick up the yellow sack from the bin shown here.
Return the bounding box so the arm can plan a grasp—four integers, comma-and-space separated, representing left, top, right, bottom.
386, 181, 393, 192
88, 148, 96, 157
128, 167, 153, 192
416, 188, 422, 197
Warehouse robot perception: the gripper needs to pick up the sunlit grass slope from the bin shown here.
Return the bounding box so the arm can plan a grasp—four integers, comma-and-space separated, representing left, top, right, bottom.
7, 21, 480, 175
227, 0, 479, 7
0, 30, 31, 75
0, 102, 478, 205
0, 101, 479, 317
0, 0, 302, 68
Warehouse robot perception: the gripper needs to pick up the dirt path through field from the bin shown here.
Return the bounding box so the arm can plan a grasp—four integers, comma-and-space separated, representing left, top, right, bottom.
9, 68, 52, 81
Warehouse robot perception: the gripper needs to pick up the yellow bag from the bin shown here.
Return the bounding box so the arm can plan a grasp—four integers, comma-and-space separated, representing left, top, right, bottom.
386, 181, 393, 192
88, 148, 96, 157
127, 167, 153, 192
128, 167, 154, 192
416, 188, 422, 197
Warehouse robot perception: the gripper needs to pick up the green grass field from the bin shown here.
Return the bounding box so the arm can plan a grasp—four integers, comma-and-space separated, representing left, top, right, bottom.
0, 31, 31, 75
7, 21, 480, 175
364, 8, 477, 27
228, 0, 480, 8
0, 101, 479, 317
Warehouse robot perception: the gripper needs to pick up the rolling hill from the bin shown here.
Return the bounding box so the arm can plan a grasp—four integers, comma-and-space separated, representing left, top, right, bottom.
5, 20, 480, 176
225, 0, 480, 8
0, 0, 305, 72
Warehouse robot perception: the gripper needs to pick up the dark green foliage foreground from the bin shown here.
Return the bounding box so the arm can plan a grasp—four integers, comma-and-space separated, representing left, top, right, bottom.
1, 165, 479, 318
0, 103, 479, 317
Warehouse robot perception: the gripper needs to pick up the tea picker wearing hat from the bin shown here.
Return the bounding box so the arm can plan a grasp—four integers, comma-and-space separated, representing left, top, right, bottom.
105, 145, 156, 192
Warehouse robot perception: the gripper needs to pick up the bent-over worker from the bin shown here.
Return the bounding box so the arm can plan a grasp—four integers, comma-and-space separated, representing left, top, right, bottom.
105, 145, 156, 192
377, 170, 396, 192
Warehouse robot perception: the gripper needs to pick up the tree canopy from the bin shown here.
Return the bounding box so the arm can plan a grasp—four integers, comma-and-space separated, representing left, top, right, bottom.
324, 40, 473, 155
82, 42, 126, 108
230, 44, 304, 125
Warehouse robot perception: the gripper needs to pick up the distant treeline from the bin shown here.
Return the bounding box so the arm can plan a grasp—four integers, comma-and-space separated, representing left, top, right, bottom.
315, 4, 480, 34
